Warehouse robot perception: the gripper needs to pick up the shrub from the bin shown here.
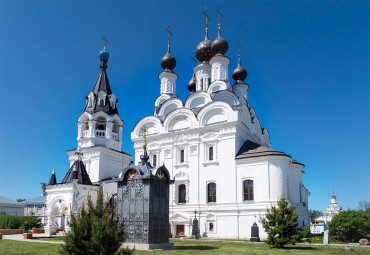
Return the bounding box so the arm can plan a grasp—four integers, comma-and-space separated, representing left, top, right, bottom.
59, 189, 131, 255
260, 196, 299, 248
295, 225, 311, 242
328, 210, 370, 242
0, 215, 40, 229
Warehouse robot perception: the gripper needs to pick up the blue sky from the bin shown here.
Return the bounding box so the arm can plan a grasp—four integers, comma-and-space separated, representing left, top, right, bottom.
0, 1, 369, 211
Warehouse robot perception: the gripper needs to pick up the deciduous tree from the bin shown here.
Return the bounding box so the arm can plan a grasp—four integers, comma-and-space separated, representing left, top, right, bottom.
328, 210, 370, 243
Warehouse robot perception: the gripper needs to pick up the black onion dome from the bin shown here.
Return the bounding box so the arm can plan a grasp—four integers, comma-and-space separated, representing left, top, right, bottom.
211, 29, 229, 56
161, 51, 176, 71
195, 33, 213, 63
232, 57, 247, 83
187, 74, 196, 92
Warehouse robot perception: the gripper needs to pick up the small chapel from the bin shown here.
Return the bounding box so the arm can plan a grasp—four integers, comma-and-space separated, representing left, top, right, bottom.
43, 9, 310, 240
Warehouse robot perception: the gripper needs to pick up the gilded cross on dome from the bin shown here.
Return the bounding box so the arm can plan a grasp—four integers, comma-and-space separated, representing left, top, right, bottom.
165, 26, 172, 51
102, 35, 108, 50
217, 7, 222, 28
202, 6, 211, 29
237, 41, 242, 63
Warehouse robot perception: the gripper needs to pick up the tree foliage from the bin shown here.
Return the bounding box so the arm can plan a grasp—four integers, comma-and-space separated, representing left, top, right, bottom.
60, 189, 130, 255
16, 198, 26, 203
260, 196, 299, 248
358, 200, 370, 216
309, 209, 321, 217
0, 215, 40, 229
328, 210, 370, 243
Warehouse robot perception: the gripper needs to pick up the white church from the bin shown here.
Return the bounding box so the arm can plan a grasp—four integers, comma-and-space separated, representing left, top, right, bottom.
131, 13, 309, 239
43, 11, 309, 239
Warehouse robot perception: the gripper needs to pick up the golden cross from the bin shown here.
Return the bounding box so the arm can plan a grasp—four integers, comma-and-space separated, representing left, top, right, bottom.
142, 126, 147, 149
202, 6, 210, 28
102, 36, 108, 50
166, 26, 172, 43
237, 41, 242, 64
217, 7, 222, 26
165, 26, 172, 51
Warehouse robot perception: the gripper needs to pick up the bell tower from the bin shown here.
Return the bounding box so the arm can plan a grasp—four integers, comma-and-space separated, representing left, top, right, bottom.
67, 38, 131, 183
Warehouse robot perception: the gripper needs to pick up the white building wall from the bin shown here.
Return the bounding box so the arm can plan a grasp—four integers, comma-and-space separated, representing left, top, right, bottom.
68, 147, 130, 183
0, 204, 24, 216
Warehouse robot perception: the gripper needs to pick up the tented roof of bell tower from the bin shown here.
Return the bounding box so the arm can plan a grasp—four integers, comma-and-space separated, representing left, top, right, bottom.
83, 48, 119, 116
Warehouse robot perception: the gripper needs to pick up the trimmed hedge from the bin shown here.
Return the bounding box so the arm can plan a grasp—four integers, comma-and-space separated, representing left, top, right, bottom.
0, 215, 41, 229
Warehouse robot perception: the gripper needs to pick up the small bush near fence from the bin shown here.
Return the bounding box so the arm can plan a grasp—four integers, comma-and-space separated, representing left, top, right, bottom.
0, 216, 40, 229
310, 234, 345, 244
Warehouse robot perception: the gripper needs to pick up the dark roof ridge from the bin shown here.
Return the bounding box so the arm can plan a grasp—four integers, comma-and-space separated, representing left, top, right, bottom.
235, 140, 291, 160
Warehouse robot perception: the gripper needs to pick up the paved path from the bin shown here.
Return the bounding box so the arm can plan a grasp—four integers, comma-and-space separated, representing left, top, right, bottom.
2, 234, 64, 244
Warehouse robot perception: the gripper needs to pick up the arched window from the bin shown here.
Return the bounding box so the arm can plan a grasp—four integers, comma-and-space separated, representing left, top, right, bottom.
180, 150, 185, 163
178, 184, 186, 204
209, 222, 214, 231
243, 180, 254, 201
153, 155, 157, 167
95, 117, 106, 131
208, 183, 216, 203
99, 99, 105, 106
209, 147, 213, 161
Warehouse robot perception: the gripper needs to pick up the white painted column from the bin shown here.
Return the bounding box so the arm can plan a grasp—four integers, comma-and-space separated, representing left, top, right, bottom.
88, 120, 96, 137
106, 121, 113, 139
77, 123, 82, 138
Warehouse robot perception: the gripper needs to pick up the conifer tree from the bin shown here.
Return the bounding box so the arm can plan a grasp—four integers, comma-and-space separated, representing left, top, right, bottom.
60, 189, 130, 255
260, 196, 299, 248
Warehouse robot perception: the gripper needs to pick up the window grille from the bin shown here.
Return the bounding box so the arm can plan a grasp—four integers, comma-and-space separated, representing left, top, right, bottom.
178, 184, 186, 204
243, 180, 254, 201
180, 150, 185, 163
208, 183, 216, 203
209, 147, 213, 161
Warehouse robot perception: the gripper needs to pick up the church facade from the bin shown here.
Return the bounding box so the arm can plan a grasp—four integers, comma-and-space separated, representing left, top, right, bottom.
131, 15, 309, 239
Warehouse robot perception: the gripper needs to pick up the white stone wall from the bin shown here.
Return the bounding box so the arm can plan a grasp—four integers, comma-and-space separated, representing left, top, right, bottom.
210, 56, 230, 82
67, 146, 131, 183
44, 183, 100, 236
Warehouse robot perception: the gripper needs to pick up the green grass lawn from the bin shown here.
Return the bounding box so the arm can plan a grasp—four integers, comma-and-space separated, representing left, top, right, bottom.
33, 237, 66, 242
0, 240, 61, 255
0, 239, 369, 255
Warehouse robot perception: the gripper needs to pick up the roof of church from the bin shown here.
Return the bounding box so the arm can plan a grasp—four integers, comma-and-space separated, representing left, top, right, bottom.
61, 159, 92, 185
83, 50, 119, 116
21, 196, 46, 205
67, 145, 131, 156
235, 140, 303, 167
48, 170, 57, 185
